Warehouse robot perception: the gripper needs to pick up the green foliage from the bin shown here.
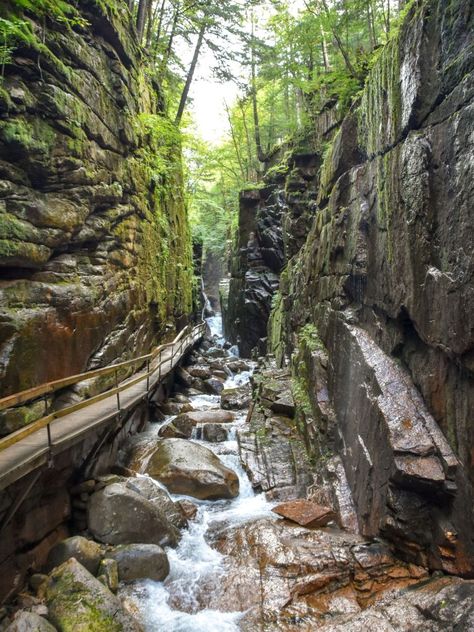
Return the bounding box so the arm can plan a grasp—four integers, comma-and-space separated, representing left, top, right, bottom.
298, 324, 324, 353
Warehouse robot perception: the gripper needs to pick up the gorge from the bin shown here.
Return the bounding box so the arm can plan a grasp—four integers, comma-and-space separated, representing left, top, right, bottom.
0, 0, 473, 630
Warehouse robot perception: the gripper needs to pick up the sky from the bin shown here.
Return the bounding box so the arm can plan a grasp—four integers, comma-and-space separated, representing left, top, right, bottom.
187, 0, 307, 145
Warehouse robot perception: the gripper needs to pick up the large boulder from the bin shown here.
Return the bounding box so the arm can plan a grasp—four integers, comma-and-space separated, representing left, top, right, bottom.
5, 611, 56, 632
187, 365, 212, 379
45, 558, 142, 631
221, 386, 252, 410
88, 482, 180, 547
46, 536, 104, 575
171, 410, 234, 439
201, 423, 229, 443
124, 477, 187, 529
145, 438, 240, 500
203, 378, 224, 395
106, 544, 169, 583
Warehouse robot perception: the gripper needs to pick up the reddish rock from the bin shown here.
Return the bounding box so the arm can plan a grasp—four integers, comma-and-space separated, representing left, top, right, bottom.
272, 499, 337, 527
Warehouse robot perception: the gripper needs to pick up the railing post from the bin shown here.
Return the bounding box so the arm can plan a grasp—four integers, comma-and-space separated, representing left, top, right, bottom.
146, 358, 150, 392
114, 369, 121, 411
46, 422, 54, 468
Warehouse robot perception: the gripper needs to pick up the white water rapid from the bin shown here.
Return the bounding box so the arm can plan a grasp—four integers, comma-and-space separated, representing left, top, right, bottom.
119, 315, 275, 631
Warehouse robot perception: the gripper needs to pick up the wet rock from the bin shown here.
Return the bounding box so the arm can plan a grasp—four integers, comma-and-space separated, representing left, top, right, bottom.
207, 518, 428, 628
174, 410, 234, 428
212, 369, 229, 380
88, 482, 180, 547
174, 394, 190, 404
238, 409, 313, 501
226, 360, 251, 373
203, 377, 224, 395
205, 347, 227, 359
124, 477, 187, 529
45, 558, 142, 631
145, 438, 239, 500
221, 385, 251, 410
158, 421, 188, 439
29, 574, 48, 594
106, 544, 169, 583
272, 499, 337, 527
201, 423, 229, 443
5, 611, 56, 632
97, 558, 119, 593
186, 365, 212, 380
45, 536, 104, 575
175, 367, 193, 388
178, 500, 198, 520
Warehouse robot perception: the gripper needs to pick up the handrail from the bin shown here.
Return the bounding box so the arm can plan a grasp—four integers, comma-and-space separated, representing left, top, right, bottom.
0, 321, 206, 453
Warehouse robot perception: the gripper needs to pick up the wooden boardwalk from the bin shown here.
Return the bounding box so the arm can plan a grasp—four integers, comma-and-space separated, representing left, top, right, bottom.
0, 323, 205, 492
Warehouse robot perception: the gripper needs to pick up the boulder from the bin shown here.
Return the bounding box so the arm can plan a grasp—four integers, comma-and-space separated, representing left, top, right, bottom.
205, 347, 227, 359
272, 499, 337, 527
201, 423, 229, 443
46, 536, 104, 575
5, 611, 56, 632
88, 482, 180, 547
176, 367, 193, 387
106, 544, 169, 583
125, 476, 187, 529
187, 365, 212, 379
173, 410, 234, 428
204, 378, 224, 395
97, 558, 118, 593
178, 499, 198, 520
221, 386, 252, 410
227, 360, 251, 373
158, 421, 188, 439
145, 438, 240, 500
45, 558, 142, 631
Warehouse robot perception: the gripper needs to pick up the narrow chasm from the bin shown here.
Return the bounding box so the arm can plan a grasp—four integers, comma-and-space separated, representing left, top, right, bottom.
0, 0, 473, 630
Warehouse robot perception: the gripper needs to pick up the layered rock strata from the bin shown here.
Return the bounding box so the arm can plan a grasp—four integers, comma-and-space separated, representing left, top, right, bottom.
0, 0, 193, 428
267, 0, 474, 574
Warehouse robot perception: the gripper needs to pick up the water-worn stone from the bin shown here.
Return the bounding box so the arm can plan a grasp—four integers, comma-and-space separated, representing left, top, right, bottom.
45, 558, 142, 631
45, 536, 103, 575
201, 423, 229, 443
178, 500, 198, 520
124, 476, 187, 530
203, 378, 224, 395
221, 386, 251, 410
88, 482, 180, 547
97, 558, 119, 593
145, 438, 239, 500
272, 499, 337, 527
5, 611, 56, 632
174, 410, 234, 427
158, 421, 188, 439
186, 365, 212, 380
106, 544, 169, 583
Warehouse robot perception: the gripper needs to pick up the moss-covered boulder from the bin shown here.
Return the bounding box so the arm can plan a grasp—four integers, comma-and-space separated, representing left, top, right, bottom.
45, 558, 143, 631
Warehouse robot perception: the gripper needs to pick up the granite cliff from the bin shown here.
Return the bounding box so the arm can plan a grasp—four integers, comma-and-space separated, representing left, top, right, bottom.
0, 0, 193, 433
224, 0, 474, 575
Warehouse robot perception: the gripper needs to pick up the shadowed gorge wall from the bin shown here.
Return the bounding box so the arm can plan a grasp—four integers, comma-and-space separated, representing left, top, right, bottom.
0, 0, 193, 433
227, 0, 474, 575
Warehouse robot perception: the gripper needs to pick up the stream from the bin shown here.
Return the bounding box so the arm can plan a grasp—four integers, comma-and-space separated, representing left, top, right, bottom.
120, 315, 275, 631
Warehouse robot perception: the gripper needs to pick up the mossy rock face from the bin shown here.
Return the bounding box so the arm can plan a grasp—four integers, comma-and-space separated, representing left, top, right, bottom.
0, 0, 193, 406
45, 558, 143, 631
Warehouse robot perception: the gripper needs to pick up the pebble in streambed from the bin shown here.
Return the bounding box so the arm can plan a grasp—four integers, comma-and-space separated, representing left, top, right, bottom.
120, 315, 275, 632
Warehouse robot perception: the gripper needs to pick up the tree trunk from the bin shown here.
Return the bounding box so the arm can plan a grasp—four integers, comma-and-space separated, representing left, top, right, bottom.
175, 21, 206, 125
136, 0, 149, 42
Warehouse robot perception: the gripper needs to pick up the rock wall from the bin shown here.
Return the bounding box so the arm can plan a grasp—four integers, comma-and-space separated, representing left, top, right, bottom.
0, 0, 193, 433
237, 0, 474, 574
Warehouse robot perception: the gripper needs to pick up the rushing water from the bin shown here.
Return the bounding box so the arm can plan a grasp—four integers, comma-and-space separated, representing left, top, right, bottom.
120, 315, 274, 631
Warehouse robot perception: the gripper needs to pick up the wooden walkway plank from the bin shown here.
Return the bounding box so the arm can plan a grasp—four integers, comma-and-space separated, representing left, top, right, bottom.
0, 324, 205, 492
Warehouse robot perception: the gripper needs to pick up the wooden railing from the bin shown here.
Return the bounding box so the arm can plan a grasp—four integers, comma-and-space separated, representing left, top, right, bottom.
0, 321, 206, 453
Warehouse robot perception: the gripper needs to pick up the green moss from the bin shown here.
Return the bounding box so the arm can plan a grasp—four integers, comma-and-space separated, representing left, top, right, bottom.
0, 117, 56, 155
